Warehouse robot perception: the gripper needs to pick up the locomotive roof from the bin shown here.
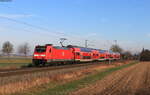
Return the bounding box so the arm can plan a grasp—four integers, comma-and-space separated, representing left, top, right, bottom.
53, 46, 70, 50
36, 45, 46, 48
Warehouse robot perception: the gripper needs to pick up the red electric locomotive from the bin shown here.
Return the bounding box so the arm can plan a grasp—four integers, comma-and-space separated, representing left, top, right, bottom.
33, 44, 74, 66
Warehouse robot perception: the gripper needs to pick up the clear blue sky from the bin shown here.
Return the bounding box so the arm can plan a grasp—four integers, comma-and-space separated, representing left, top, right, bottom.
0, 0, 150, 53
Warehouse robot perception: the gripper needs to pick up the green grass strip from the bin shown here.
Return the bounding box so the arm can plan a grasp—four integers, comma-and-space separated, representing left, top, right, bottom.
31, 61, 139, 95
0, 63, 31, 68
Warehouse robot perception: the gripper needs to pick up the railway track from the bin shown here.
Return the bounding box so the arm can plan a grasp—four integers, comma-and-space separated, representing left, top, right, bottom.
0, 61, 114, 77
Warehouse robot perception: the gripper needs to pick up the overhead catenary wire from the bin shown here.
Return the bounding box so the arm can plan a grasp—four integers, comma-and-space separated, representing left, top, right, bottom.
0, 4, 96, 46
0, 15, 89, 47
0, 16, 65, 35
0, 15, 89, 39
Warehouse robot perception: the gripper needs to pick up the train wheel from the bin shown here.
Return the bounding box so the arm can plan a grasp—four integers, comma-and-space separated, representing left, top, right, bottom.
34, 62, 40, 67
42, 62, 46, 66
32, 60, 39, 67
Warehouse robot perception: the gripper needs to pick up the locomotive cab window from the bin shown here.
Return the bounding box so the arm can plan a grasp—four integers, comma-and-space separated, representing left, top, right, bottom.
35, 46, 46, 53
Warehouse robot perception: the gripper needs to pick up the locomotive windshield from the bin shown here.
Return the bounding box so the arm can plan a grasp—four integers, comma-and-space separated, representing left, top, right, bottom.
35, 46, 46, 53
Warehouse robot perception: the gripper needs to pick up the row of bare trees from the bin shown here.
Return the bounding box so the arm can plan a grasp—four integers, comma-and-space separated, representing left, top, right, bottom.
1, 41, 30, 57
110, 44, 139, 60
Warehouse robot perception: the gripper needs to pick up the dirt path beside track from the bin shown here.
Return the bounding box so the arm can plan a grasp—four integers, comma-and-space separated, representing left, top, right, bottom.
72, 62, 150, 95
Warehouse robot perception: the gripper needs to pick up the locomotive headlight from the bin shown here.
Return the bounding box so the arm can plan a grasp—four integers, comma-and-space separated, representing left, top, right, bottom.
41, 54, 46, 57
34, 54, 39, 56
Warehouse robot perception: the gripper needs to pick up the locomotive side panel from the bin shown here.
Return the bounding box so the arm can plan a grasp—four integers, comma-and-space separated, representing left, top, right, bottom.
47, 46, 74, 63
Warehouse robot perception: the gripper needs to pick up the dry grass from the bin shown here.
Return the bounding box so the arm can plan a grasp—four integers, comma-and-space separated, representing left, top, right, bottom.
0, 61, 129, 95
0, 69, 92, 95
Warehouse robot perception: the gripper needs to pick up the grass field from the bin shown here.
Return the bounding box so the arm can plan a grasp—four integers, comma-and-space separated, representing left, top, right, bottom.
0, 58, 32, 68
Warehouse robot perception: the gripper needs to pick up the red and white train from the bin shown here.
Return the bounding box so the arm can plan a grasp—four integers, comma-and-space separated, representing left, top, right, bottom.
33, 44, 120, 66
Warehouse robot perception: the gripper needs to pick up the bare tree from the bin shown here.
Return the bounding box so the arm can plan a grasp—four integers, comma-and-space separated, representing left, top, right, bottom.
2, 41, 13, 56
140, 48, 150, 61
122, 51, 133, 60
18, 43, 30, 56
110, 44, 123, 53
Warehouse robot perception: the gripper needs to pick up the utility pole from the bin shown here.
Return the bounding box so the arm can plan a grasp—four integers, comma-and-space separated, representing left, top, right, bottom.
85, 40, 88, 48
107, 40, 112, 64
114, 40, 117, 45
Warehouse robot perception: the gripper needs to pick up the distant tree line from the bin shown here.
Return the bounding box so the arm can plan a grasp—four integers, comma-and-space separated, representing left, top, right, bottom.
140, 48, 150, 61
110, 44, 139, 60
0, 41, 31, 57
110, 45, 150, 61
